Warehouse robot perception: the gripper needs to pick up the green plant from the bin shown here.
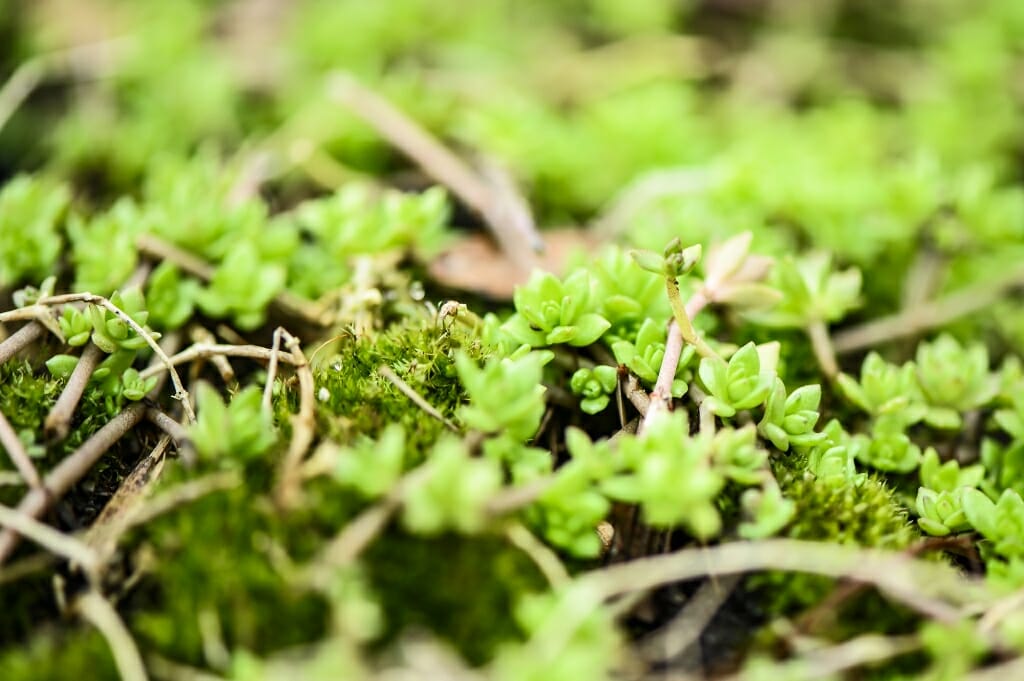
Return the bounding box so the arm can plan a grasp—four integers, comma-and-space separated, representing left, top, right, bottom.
196, 243, 287, 330
610, 318, 694, 394
502, 270, 611, 348
455, 350, 552, 441
914, 334, 997, 428
569, 365, 618, 414
190, 383, 277, 462
758, 378, 825, 452
698, 342, 775, 418
0, 176, 69, 288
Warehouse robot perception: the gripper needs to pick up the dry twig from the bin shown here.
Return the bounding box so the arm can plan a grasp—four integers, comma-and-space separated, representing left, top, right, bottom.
44, 342, 105, 441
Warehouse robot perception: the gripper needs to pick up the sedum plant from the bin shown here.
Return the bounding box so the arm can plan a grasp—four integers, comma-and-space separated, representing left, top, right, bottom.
503, 270, 611, 348
455, 350, 552, 441
610, 317, 695, 394
698, 342, 775, 418
0, 176, 69, 288
569, 365, 618, 415
914, 334, 997, 428
757, 378, 825, 452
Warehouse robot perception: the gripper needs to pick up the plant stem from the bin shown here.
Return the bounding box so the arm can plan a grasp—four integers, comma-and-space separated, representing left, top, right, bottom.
582, 538, 984, 620
0, 502, 98, 575
0, 402, 148, 565
0, 408, 42, 490
833, 263, 1024, 353
666, 278, 717, 360
274, 330, 317, 509
643, 285, 712, 428
378, 364, 458, 432
0, 321, 43, 364
138, 342, 298, 381
44, 342, 104, 442
76, 590, 149, 681
807, 318, 839, 379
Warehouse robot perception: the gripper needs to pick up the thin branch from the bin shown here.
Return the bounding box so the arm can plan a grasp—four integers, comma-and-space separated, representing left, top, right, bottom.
136, 234, 327, 326
124, 471, 241, 529
505, 521, 570, 587
643, 290, 710, 429
86, 435, 171, 567
581, 539, 987, 621
0, 321, 44, 364
715, 634, 920, 681
76, 590, 149, 681
806, 319, 839, 380
145, 409, 195, 466
378, 364, 458, 432
189, 327, 235, 384
0, 502, 99, 575
138, 342, 298, 381
0, 57, 44, 137
0, 408, 42, 490
0, 402, 148, 564
262, 327, 284, 413
833, 264, 1024, 353
28, 293, 195, 423
638, 574, 741, 666
44, 342, 104, 442
326, 72, 541, 269
275, 329, 316, 508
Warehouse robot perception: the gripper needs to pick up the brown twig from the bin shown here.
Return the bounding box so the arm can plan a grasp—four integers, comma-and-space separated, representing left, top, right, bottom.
75, 590, 149, 681
582, 539, 987, 621
326, 71, 541, 269
262, 327, 284, 413
0, 321, 44, 364
275, 329, 316, 508
643, 292, 710, 429
834, 264, 1024, 353
0, 408, 42, 490
189, 327, 235, 385
0, 402, 148, 564
0, 501, 99, 576
139, 342, 297, 381
44, 343, 104, 442
145, 409, 195, 466
136, 234, 327, 326
378, 364, 458, 432
715, 634, 920, 681
807, 319, 839, 380
25, 293, 194, 423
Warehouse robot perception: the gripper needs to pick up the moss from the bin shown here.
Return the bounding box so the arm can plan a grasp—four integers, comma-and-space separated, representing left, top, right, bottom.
363, 531, 546, 666
0, 625, 118, 681
747, 472, 919, 638
312, 319, 483, 458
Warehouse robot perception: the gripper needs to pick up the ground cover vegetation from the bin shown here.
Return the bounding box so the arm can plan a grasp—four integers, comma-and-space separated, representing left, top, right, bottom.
2, 0, 1024, 679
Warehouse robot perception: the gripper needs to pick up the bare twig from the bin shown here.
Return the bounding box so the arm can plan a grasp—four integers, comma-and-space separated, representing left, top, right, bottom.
582, 539, 988, 621
0, 57, 45, 137
136, 234, 327, 326
262, 327, 284, 413
0, 322, 44, 364
326, 72, 541, 269
623, 372, 651, 417
643, 292, 710, 429
715, 634, 920, 681
506, 521, 570, 587
638, 574, 741, 666
0, 408, 42, 490
0, 502, 99, 575
86, 436, 171, 567
378, 364, 458, 432
0, 402, 148, 564
145, 408, 195, 466
138, 342, 298, 381
189, 327, 235, 384
806, 319, 839, 380
834, 264, 1024, 353
25, 293, 194, 423
125, 470, 242, 529
76, 590, 149, 681
275, 330, 317, 508
44, 342, 105, 441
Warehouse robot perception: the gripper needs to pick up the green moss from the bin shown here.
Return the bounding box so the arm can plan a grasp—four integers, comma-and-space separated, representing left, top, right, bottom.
363, 531, 545, 666
0, 625, 118, 681
312, 319, 483, 458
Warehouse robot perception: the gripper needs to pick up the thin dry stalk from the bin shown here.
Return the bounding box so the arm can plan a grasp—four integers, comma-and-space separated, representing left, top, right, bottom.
505, 521, 570, 587
0, 402, 148, 564
76, 590, 149, 681
275, 329, 316, 508
44, 342, 105, 441
262, 327, 284, 412
0, 502, 99, 576
326, 72, 540, 269
139, 342, 298, 381
0, 408, 42, 490
0, 321, 44, 364
378, 364, 458, 432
